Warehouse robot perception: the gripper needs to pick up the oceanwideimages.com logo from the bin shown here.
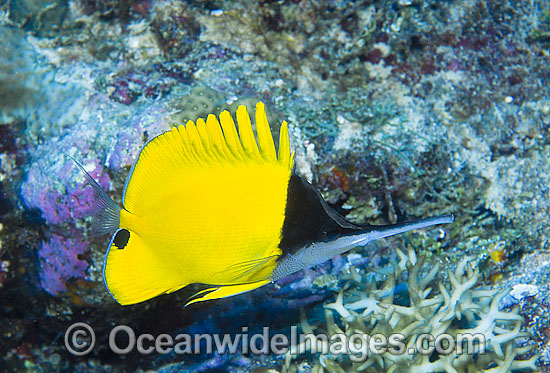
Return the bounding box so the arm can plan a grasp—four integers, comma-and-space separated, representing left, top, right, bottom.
64, 322, 487, 361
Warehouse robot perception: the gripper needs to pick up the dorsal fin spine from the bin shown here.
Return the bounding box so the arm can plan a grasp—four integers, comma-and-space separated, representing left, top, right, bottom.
236, 105, 262, 160
194, 118, 211, 148
195, 118, 215, 163
219, 110, 246, 161
278, 120, 291, 168
185, 121, 208, 164
206, 114, 235, 163
177, 124, 199, 166
255, 102, 277, 161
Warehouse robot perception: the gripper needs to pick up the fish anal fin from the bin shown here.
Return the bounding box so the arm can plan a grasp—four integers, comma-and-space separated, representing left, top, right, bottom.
184, 281, 270, 306
103, 228, 187, 305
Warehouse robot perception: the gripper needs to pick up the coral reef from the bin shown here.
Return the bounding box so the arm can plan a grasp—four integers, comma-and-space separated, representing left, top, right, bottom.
8, 0, 68, 36
21, 158, 109, 226
1, 0, 549, 371
150, 0, 201, 59
38, 233, 89, 295
494, 249, 550, 366
0, 25, 87, 142
285, 248, 539, 372
19, 156, 106, 296
169, 85, 226, 125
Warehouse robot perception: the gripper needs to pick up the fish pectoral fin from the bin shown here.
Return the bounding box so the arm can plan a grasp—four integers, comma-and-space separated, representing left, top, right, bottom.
184, 280, 271, 306
103, 228, 187, 305
219, 255, 279, 283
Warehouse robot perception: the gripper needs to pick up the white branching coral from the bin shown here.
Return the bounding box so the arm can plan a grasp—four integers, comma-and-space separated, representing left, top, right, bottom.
284, 249, 539, 372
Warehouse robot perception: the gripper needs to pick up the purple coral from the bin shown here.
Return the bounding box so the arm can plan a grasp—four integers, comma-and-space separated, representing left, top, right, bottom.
20, 157, 106, 295
21, 158, 111, 226
38, 233, 89, 295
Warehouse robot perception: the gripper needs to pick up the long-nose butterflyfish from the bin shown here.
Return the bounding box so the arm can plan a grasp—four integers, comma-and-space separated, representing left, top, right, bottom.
74, 102, 454, 306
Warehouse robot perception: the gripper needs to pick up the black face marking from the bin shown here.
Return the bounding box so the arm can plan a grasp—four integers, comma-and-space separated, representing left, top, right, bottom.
279, 175, 362, 256
113, 229, 130, 250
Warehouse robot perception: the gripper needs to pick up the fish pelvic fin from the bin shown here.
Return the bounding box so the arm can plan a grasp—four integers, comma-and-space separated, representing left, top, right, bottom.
220, 255, 279, 283
103, 228, 187, 305
71, 156, 121, 236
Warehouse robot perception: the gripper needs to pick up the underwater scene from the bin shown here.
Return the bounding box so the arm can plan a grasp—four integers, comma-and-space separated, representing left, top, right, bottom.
1, 0, 550, 371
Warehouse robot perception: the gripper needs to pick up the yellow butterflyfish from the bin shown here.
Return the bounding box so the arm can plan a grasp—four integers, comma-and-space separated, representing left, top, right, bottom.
74, 102, 454, 306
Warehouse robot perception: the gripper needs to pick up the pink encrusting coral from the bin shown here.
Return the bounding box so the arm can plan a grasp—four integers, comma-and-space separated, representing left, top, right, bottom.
21, 158, 111, 225
21, 157, 111, 295
38, 234, 89, 295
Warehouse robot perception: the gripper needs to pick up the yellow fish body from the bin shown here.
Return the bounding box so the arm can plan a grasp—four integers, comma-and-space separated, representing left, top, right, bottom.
75, 102, 453, 306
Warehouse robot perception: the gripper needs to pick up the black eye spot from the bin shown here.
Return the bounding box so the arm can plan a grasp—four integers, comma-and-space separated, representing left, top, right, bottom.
113, 229, 130, 250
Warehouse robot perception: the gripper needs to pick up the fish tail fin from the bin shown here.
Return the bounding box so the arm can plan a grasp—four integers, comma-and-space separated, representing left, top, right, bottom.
70, 156, 121, 236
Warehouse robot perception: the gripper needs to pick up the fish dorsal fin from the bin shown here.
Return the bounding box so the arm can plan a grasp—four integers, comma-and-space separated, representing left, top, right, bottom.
123, 102, 294, 212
